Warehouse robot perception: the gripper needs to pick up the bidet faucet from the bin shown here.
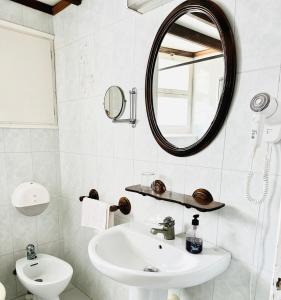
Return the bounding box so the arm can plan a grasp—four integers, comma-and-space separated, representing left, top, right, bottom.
150, 216, 175, 240
26, 244, 37, 260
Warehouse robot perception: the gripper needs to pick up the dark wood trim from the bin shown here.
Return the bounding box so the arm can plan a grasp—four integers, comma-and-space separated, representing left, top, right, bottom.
194, 48, 221, 57
192, 12, 216, 26
145, 0, 237, 157
125, 185, 225, 212
52, 0, 71, 15
65, 0, 81, 5
10, 0, 82, 15
159, 46, 194, 58
10, 0, 53, 14
168, 23, 222, 51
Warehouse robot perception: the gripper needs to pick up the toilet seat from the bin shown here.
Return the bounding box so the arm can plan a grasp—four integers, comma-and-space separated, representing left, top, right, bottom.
0, 282, 6, 300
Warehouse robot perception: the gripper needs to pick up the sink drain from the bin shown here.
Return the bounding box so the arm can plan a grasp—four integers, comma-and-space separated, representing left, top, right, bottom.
143, 266, 159, 272
35, 279, 43, 282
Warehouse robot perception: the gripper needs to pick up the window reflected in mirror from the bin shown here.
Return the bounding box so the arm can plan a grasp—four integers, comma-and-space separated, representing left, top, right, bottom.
154, 11, 224, 148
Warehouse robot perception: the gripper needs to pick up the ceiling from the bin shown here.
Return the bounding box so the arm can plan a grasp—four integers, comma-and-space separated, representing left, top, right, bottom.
9, 0, 82, 15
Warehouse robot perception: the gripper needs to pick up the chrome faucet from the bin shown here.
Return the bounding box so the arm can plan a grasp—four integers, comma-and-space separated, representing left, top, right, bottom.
150, 217, 175, 240
26, 244, 37, 260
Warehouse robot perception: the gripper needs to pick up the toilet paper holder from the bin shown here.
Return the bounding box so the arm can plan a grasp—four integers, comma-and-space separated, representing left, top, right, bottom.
79, 189, 131, 215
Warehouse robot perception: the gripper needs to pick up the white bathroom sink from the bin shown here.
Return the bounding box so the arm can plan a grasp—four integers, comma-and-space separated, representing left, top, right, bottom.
88, 223, 230, 299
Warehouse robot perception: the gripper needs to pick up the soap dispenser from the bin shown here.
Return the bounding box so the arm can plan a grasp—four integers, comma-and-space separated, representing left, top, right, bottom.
186, 214, 203, 254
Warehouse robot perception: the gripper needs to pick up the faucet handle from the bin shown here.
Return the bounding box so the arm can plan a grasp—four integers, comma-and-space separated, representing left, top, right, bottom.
26, 244, 35, 252
159, 216, 175, 227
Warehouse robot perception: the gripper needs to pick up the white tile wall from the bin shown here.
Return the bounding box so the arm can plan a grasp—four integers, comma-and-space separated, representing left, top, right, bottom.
50, 0, 281, 299
0, 128, 62, 299
0, 2, 61, 300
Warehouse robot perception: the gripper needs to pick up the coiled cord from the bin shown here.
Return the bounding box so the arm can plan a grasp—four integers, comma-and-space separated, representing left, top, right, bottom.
246, 143, 272, 204
246, 143, 273, 300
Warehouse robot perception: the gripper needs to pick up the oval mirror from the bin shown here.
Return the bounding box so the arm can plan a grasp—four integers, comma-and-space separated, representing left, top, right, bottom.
145, 0, 236, 156
104, 86, 126, 119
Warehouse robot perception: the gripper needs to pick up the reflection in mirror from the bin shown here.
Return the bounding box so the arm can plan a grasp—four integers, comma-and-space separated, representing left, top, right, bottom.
154, 11, 224, 148
104, 86, 125, 119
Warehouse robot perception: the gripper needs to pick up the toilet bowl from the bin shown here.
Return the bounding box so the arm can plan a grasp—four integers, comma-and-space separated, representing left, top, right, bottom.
16, 254, 73, 300
0, 282, 6, 300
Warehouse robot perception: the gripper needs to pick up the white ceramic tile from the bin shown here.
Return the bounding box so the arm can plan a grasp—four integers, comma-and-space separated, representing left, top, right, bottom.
58, 43, 81, 101
0, 253, 17, 300
185, 125, 226, 169
0, 0, 23, 24
79, 99, 98, 156
4, 129, 31, 153
60, 153, 82, 200
37, 200, 60, 244
0, 205, 13, 255
223, 68, 281, 174
213, 258, 251, 300
38, 240, 64, 259
256, 175, 281, 273
110, 16, 136, 94
10, 207, 37, 251
95, 156, 115, 202
133, 160, 158, 184
0, 154, 8, 206
235, 0, 281, 72
61, 287, 91, 300
0, 129, 5, 153
21, 6, 53, 34
217, 170, 262, 265
32, 152, 61, 196
180, 280, 214, 300
5, 153, 33, 196
157, 162, 186, 194
133, 90, 159, 162
113, 158, 134, 199
79, 154, 98, 193
96, 99, 115, 158
52, 1, 281, 300
30, 129, 59, 152
114, 123, 135, 160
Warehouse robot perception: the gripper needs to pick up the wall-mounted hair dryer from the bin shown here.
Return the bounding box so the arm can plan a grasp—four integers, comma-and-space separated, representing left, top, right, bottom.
246, 93, 281, 204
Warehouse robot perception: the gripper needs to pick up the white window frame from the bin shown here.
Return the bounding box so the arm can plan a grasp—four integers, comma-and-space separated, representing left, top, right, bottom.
157, 54, 194, 136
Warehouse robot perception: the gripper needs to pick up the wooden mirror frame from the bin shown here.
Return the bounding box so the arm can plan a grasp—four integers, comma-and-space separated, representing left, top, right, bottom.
145, 0, 236, 157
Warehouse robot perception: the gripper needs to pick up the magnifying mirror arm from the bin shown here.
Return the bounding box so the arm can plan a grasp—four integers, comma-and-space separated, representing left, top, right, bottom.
113, 87, 137, 128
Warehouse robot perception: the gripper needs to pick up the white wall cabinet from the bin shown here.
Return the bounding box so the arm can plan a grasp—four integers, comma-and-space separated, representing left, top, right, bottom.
0, 20, 57, 128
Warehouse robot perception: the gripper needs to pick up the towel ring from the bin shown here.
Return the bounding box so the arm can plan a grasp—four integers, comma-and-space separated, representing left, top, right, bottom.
79, 189, 131, 215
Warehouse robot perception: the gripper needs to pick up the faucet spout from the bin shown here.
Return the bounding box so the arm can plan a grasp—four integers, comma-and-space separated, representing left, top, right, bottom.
150, 228, 167, 235
150, 217, 175, 240
26, 244, 37, 260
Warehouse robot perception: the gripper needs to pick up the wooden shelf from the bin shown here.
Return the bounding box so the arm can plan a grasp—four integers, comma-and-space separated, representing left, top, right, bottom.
125, 185, 225, 212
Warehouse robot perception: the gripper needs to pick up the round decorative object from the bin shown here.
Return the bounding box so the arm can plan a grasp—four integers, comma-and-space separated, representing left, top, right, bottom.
151, 180, 166, 194
192, 188, 213, 205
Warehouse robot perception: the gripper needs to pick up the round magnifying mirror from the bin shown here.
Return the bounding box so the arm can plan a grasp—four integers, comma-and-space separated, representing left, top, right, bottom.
104, 86, 126, 119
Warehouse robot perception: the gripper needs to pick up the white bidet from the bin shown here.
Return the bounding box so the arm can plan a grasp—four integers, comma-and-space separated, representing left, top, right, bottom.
16, 254, 73, 300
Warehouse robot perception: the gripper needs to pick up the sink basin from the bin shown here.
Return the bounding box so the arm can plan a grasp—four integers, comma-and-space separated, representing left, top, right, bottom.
88, 223, 231, 300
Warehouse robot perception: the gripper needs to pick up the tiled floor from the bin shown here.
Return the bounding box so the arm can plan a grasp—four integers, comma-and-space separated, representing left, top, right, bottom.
61, 288, 91, 300
15, 288, 91, 300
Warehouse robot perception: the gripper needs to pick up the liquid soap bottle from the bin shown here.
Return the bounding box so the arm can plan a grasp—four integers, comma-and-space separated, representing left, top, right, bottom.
186, 214, 203, 254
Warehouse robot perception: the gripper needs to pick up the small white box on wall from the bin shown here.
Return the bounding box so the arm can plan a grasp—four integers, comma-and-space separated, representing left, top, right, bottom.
127, 0, 174, 13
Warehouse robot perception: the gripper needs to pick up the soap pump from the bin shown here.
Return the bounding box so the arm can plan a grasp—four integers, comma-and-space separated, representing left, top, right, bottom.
186, 214, 203, 254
